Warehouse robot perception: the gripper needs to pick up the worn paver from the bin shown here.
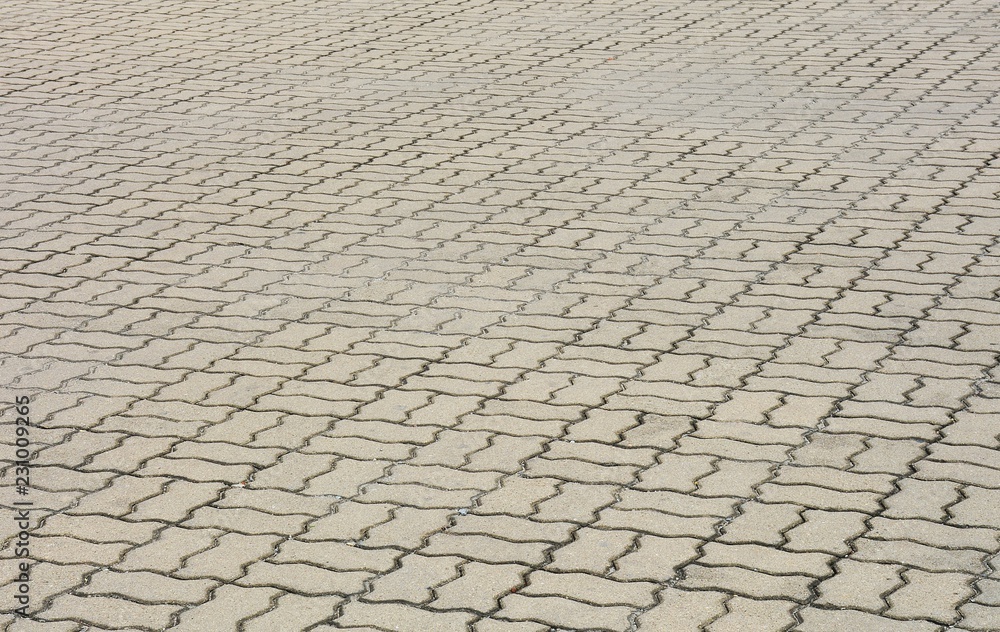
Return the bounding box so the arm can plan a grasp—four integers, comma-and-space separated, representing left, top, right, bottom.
1, 0, 1000, 630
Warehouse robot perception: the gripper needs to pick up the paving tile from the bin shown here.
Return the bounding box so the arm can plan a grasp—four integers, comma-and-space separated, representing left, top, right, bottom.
797, 607, 943, 632
429, 562, 528, 613
699, 542, 835, 579
519, 570, 658, 607
472, 619, 548, 632
782, 510, 869, 554
636, 588, 729, 631
677, 563, 816, 602
450, 514, 576, 543
301, 458, 389, 497
39, 594, 180, 630
300, 501, 394, 541
272, 540, 401, 573
37, 514, 159, 545
852, 538, 988, 574
174, 533, 283, 581
79, 569, 218, 604
719, 502, 803, 545
366, 554, 464, 603
956, 603, 999, 631
0, 562, 94, 617
705, 597, 797, 632
949, 487, 1000, 528
170, 585, 280, 632
116, 527, 222, 574
337, 601, 476, 632
421, 533, 552, 566
65, 475, 166, 518
815, 559, 906, 611
236, 561, 370, 595
182, 506, 311, 536
886, 569, 978, 624
241, 594, 344, 632
31, 536, 131, 566
495, 593, 634, 631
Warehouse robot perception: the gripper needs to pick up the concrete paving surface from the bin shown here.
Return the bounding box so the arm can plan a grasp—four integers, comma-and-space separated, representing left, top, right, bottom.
1, 0, 999, 630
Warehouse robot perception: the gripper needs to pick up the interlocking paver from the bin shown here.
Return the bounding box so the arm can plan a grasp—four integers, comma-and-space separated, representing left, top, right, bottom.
235, 561, 370, 595
365, 553, 463, 603
169, 585, 280, 632
429, 561, 527, 613
797, 607, 943, 632
240, 594, 344, 632
38, 594, 179, 630
636, 588, 729, 631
